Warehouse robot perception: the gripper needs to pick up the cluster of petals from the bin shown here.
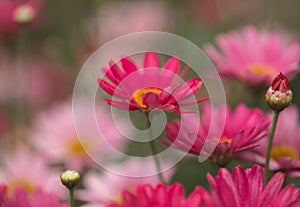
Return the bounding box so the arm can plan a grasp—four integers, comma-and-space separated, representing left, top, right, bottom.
165, 104, 270, 165
202, 165, 300, 207
0, 185, 67, 207
107, 183, 203, 207
77, 158, 174, 207
105, 165, 300, 207
205, 26, 300, 85
98, 52, 207, 113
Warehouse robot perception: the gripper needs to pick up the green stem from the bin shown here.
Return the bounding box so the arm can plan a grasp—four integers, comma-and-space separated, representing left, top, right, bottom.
264, 110, 280, 184
145, 112, 166, 184
69, 188, 74, 207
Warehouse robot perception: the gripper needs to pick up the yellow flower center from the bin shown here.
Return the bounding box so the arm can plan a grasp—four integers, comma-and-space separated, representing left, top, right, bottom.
271, 145, 299, 161
132, 88, 162, 108
9, 179, 35, 195
68, 137, 89, 158
212, 137, 232, 144
248, 64, 276, 77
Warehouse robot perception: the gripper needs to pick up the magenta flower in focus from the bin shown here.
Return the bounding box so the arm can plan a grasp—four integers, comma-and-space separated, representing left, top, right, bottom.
205, 26, 300, 85
107, 183, 203, 207
0, 0, 43, 35
245, 106, 300, 177
202, 165, 300, 207
98, 52, 207, 113
165, 104, 270, 166
0, 185, 68, 207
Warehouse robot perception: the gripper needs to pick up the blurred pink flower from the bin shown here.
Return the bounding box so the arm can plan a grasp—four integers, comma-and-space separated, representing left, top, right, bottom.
87, 1, 170, 45
30, 98, 128, 171
165, 104, 270, 166
98, 52, 207, 113
205, 26, 300, 86
77, 159, 174, 207
106, 183, 203, 207
1, 186, 68, 207
244, 106, 300, 177
0, 147, 63, 197
0, 56, 72, 108
0, 0, 43, 35
202, 165, 300, 207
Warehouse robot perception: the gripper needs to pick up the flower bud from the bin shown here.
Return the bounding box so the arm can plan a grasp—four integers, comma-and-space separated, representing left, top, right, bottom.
265, 73, 293, 112
60, 170, 80, 189
13, 4, 36, 24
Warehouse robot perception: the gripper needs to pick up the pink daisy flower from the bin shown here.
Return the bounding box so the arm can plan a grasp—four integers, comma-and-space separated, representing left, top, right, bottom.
165, 104, 270, 166
202, 165, 300, 207
30, 98, 128, 171
0, 0, 43, 35
205, 26, 300, 85
106, 183, 203, 207
77, 158, 174, 207
243, 106, 300, 177
98, 52, 207, 113
1, 185, 68, 207
0, 147, 63, 197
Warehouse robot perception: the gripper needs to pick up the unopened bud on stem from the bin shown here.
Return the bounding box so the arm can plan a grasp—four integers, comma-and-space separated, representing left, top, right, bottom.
266, 73, 292, 112
60, 170, 80, 189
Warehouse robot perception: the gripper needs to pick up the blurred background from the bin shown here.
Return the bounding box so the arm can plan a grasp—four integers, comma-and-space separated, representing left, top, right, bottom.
0, 0, 300, 204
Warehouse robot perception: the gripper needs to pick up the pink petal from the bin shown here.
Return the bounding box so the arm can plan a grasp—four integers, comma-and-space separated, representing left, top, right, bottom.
105, 100, 138, 111
248, 165, 264, 207
257, 171, 285, 207
143, 52, 160, 68
109, 60, 124, 81
142, 92, 159, 108
121, 57, 138, 74
232, 166, 249, 206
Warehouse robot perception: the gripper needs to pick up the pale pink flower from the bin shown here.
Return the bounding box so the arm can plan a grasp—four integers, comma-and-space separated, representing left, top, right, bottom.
30, 98, 128, 171
205, 26, 300, 85
202, 165, 300, 207
107, 183, 203, 207
0, 147, 63, 197
0, 0, 43, 35
77, 159, 174, 207
244, 106, 300, 177
1, 185, 68, 207
98, 52, 207, 113
165, 104, 270, 166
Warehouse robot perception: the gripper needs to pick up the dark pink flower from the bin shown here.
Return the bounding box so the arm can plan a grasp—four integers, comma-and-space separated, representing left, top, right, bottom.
165, 104, 270, 166
203, 165, 300, 207
107, 183, 203, 207
98, 52, 207, 113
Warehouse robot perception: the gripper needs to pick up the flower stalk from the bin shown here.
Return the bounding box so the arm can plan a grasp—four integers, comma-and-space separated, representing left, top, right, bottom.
264, 73, 292, 183
145, 112, 166, 184
264, 110, 279, 183
60, 170, 80, 207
